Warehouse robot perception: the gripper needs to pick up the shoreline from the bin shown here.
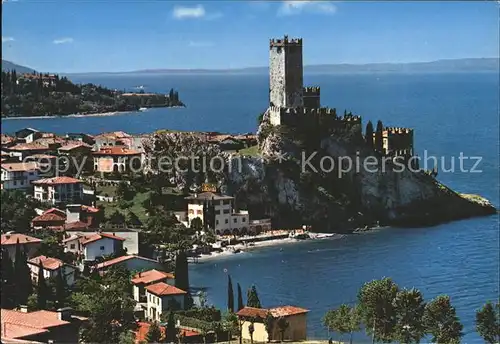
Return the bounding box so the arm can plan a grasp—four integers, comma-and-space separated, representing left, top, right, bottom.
191, 232, 346, 262
1, 106, 186, 121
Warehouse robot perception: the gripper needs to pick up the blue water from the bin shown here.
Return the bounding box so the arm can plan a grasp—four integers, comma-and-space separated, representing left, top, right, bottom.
2, 72, 499, 342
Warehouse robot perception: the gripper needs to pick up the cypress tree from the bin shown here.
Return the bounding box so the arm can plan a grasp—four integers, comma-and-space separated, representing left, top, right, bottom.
1, 249, 15, 308
227, 275, 234, 312
14, 240, 32, 306
54, 270, 67, 308
37, 265, 48, 310
82, 264, 90, 278
237, 283, 244, 311
166, 311, 176, 343
375, 120, 384, 154
174, 251, 190, 309
365, 121, 374, 149
246, 285, 261, 308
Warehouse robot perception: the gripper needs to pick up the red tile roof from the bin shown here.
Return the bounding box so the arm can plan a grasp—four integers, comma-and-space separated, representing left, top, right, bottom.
8, 143, 50, 151
236, 307, 269, 319
2, 322, 49, 340
32, 213, 66, 223
269, 306, 309, 317
28, 255, 64, 270
1, 309, 69, 340
94, 131, 131, 139
93, 146, 141, 156
81, 205, 100, 213
32, 176, 82, 185
1, 233, 42, 246
1, 134, 14, 145
58, 142, 92, 151
43, 208, 67, 217
1, 162, 38, 172
63, 221, 90, 230
145, 282, 186, 296
79, 233, 125, 245
135, 322, 199, 343
131, 269, 174, 285
95, 255, 158, 270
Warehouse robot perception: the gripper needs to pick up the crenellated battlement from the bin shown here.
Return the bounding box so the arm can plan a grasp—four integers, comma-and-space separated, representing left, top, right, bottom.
268, 106, 361, 130
270, 35, 303, 48
383, 127, 414, 135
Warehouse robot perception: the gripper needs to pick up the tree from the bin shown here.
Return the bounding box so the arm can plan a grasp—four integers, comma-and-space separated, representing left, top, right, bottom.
390, 288, 426, 344
237, 283, 244, 311
248, 320, 255, 344
358, 277, 398, 343
1, 248, 15, 308
107, 210, 126, 226
190, 217, 203, 232
276, 316, 289, 342
476, 301, 500, 344
37, 265, 49, 310
264, 312, 275, 342
246, 285, 261, 308
166, 311, 176, 343
1, 190, 40, 233
423, 295, 463, 344
222, 312, 239, 344
365, 121, 374, 149
227, 275, 235, 313
146, 321, 163, 343
126, 211, 142, 228
54, 270, 68, 308
174, 251, 190, 309
14, 240, 33, 306
323, 304, 360, 344
374, 120, 384, 153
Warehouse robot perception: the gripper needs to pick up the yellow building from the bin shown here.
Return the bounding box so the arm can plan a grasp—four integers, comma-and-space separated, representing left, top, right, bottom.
236, 306, 309, 343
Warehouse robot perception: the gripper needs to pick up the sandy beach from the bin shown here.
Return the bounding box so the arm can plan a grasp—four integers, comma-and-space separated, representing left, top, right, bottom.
193, 232, 345, 262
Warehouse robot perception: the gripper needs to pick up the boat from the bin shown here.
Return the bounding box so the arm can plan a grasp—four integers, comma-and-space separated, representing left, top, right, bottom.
289, 231, 310, 240
138, 107, 147, 112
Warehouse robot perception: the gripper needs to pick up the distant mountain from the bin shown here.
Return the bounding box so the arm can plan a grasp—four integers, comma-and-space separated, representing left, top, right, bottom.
1, 60, 36, 74
115, 58, 499, 75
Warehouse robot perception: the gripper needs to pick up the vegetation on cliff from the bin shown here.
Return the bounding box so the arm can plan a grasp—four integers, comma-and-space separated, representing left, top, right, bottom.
1, 70, 184, 117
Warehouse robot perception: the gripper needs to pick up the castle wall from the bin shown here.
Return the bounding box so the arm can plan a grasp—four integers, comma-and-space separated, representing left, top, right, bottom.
375, 127, 414, 157
303, 86, 320, 108
269, 36, 303, 108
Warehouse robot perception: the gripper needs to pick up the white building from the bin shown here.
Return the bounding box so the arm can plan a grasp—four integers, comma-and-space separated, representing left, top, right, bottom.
66, 229, 140, 255
27, 255, 78, 287
33, 176, 84, 205
63, 232, 125, 262
1, 161, 39, 190
145, 282, 187, 321
131, 269, 175, 303
185, 192, 250, 235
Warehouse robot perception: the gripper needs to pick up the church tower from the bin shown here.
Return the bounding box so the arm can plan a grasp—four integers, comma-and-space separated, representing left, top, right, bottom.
269, 35, 304, 108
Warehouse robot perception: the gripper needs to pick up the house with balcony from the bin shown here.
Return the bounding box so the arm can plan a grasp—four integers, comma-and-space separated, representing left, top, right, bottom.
27, 255, 78, 287
131, 269, 175, 303
1, 161, 39, 190
33, 176, 83, 206
146, 282, 187, 321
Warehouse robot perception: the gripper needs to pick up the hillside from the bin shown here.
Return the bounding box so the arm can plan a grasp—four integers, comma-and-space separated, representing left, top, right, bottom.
1, 60, 35, 74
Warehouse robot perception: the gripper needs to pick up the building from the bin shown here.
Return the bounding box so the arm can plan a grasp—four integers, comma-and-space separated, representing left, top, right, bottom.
31, 205, 102, 231
236, 306, 309, 342
1, 233, 42, 261
374, 127, 414, 158
185, 192, 250, 235
269, 36, 304, 108
1, 161, 39, 190
66, 133, 95, 145
33, 176, 83, 205
94, 254, 163, 273
146, 282, 187, 320
135, 322, 202, 344
131, 269, 175, 303
5, 142, 54, 160
93, 146, 142, 173
63, 232, 125, 262
1, 307, 86, 343
27, 255, 78, 286
14, 128, 42, 144
66, 228, 139, 255
57, 141, 92, 156
31, 210, 66, 229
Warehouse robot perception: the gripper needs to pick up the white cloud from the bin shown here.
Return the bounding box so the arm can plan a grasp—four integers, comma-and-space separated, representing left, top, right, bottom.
53, 37, 74, 44
172, 5, 206, 19
278, 1, 337, 16
188, 41, 214, 48
172, 5, 222, 20
2, 36, 15, 43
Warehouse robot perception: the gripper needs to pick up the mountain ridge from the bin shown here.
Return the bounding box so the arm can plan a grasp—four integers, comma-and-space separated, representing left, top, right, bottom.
2, 58, 499, 75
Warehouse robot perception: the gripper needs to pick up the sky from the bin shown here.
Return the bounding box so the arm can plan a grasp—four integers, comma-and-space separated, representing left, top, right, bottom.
2, 0, 499, 73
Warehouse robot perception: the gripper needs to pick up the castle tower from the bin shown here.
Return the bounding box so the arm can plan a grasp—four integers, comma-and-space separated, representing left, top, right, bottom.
269, 35, 304, 108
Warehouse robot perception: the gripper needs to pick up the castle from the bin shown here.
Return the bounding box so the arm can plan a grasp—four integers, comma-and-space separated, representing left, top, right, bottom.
266, 35, 414, 159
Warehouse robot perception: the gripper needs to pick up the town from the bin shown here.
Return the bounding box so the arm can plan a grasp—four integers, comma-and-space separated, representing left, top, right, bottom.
1, 35, 496, 344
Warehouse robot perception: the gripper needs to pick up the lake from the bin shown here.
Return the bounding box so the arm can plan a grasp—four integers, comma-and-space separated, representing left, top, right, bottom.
2, 72, 499, 342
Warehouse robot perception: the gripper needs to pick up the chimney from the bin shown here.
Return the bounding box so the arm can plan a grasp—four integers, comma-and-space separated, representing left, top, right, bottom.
57, 307, 73, 321
19, 305, 29, 313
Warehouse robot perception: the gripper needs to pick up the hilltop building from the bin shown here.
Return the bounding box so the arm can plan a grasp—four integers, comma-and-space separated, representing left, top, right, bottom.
376, 126, 414, 157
